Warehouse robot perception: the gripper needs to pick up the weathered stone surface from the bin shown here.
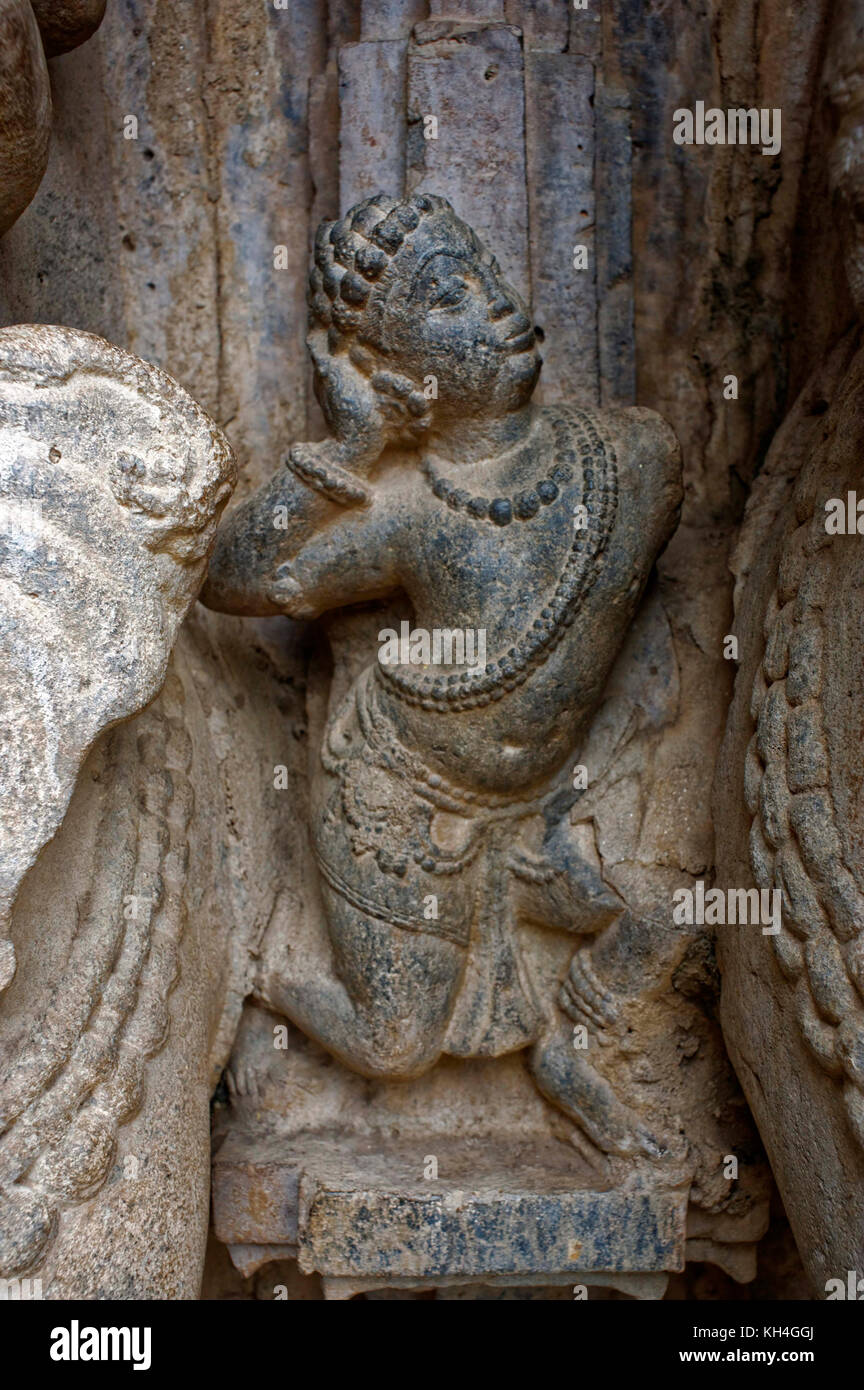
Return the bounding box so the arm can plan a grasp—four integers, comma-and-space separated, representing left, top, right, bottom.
360, 0, 425, 41
714, 0, 864, 1298
406, 25, 531, 304
0, 0, 51, 237
0, 606, 313, 1295
297, 1182, 684, 1280
429, 0, 505, 19
595, 79, 634, 407
0, 0, 840, 1303
211, 1003, 767, 1295
525, 52, 598, 407
568, 0, 601, 59
0, 0, 109, 241
29, 0, 106, 57
0, 323, 250, 1295
509, 0, 568, 53
715, 332, 864, 1297
0, 324, 234, 986
204, 0, 326, 494
339, 40, 407, 212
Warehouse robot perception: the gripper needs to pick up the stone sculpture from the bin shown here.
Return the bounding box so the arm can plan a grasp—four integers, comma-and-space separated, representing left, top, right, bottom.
0, 324, 239, 1294
189, 193, 763, 1302
204, 190, 682, 1118
0, 0, 835, 1303
714, 0, 864, 1294
0, 324, 234, 990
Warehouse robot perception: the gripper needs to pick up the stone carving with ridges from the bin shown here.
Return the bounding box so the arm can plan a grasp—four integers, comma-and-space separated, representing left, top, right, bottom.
0, 323, 234, 992
743, 455, 864, 1147
0, 322, 235, 1286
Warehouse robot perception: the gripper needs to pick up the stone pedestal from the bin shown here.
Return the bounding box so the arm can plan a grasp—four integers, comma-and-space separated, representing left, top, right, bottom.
211, 1010, 767, 1299
214, 1129, 687, 1299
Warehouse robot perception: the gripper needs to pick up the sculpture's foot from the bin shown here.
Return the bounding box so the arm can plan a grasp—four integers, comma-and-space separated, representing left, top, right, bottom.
530, 1031, 679, 1162
530, 947, 690, 1183
507, 811, 624, 936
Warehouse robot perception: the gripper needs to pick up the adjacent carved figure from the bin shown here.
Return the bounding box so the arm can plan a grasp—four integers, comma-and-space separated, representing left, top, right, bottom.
203, 193, 684, 1153
713, 0, 864, 1291
0, 324, 237, 1290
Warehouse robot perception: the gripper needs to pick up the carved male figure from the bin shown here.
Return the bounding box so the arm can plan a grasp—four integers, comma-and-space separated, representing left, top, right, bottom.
203, 193, 682, 1136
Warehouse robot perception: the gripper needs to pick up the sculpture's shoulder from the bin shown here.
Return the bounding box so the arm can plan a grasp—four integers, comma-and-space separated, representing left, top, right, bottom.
594, 402, 681, 495
545, 402, 682, 560
545, 400, 680, 482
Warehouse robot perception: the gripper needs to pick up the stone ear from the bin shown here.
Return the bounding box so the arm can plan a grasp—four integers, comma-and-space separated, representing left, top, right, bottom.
0, 325, 234, 991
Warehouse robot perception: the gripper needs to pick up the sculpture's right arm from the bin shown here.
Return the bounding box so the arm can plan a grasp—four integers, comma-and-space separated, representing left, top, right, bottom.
199, 465, 332, 616
200, 451, 399, 618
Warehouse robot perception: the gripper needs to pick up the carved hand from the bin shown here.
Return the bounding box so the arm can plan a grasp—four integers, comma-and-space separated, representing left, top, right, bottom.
313, 347, 391, 476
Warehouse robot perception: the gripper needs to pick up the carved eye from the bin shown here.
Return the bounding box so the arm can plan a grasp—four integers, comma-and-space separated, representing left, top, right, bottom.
430, 279, 468, 309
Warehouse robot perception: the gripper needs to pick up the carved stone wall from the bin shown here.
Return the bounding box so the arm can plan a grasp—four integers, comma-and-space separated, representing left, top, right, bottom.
0, 0, 860, 1304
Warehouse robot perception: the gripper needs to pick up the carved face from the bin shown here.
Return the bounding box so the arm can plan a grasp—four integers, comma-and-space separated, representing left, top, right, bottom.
372, 211, 541, 418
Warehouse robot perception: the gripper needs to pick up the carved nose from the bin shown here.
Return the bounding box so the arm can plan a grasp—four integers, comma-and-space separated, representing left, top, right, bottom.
504, 313, 533, 342
488, 295, 516, 320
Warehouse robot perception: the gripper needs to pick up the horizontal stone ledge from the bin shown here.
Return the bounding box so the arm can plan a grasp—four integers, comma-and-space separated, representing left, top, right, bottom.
213, 1137, 688, 1279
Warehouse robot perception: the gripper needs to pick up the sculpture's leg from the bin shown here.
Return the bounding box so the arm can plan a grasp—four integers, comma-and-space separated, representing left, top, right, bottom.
530, 1026, 669, 1162
263, 675, 473, 1079
508, 808, 690, 1170
529, 945, 682, 1166
508, 807, 624, 935
266, 886, 465, 1080
526, 910, 685, 1164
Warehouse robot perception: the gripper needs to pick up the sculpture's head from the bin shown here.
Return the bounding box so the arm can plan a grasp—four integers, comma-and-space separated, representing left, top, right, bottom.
308, 192, 541, 445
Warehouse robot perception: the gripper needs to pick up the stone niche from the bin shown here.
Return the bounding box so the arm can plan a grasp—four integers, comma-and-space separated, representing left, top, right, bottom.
0, 0, 855, 1303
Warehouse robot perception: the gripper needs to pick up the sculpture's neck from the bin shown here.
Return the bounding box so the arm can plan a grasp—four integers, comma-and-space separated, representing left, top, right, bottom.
426, 405, 534, 468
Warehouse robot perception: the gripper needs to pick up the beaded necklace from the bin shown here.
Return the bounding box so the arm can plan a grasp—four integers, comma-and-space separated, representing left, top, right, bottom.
420, 431, 572, 526
376, 408, 619, 712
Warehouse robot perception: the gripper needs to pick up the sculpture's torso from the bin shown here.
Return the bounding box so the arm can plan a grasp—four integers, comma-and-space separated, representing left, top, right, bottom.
356, 404, 681, 794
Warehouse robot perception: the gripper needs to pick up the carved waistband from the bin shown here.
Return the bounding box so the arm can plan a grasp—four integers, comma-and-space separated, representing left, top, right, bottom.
354, 667, 570, 820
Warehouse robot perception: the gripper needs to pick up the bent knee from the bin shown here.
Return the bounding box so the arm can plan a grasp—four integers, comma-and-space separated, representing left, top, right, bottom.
350, 1025, 443, 1081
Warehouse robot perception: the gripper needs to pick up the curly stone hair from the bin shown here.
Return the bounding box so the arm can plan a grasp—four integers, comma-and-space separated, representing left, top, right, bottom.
308, 190, 455, 342
308, 191, 461, 442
